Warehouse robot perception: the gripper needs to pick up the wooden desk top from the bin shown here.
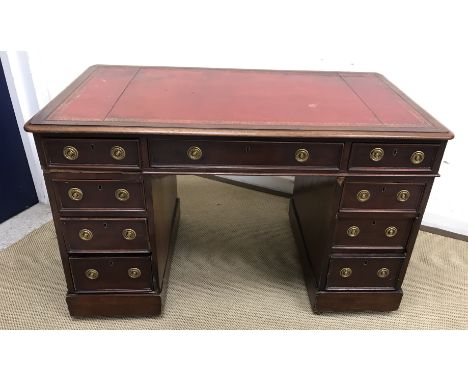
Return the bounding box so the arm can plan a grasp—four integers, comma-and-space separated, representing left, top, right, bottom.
26, 65, 453, 140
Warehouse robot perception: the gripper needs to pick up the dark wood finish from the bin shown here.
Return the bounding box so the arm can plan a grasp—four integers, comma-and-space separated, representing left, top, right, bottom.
289, 198, 403, 312
52, 179, 145, 211
148, 175, 178, 288
60, 218, 150, 252
42, 138, 141, 169
24, 65, 453, 316
292, 176, 342, 286
69, 255, 153, 292
326, 255, 403, 289
150, 138, 343, 169
66, 198, 180, 316
348, 142, 439, 172
340, 179, 426, 211
333, 213, 414, 250
66, 293, 162, 316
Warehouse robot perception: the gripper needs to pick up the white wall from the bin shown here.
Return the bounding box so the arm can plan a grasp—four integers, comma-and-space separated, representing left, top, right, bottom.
12, 0, 468, 235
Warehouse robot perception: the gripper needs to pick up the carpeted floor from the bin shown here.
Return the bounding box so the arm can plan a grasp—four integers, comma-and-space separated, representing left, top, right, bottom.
0, 176, 467, 329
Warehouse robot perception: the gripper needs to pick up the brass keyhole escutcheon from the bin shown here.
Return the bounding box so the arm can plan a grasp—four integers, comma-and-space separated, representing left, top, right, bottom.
115, 188, 130, 202
68, 187, 83, 201
356, 189, 371, 202
377, 268, 390, 278
85, 269, 99, 280
79, 229, 93, 241
63, 145, 79, 160
370, 147, 384, 162
128, 267, 142, 279
295, 148, 309, 163
187, 146, 202, 160
110, 146, 126, 160
411, 150, 425, 165
385, 226, 398, 238
340, 267, 352, 278
396, 190, 411, 202
122, 228, 136, 240
347, 226, 360, 237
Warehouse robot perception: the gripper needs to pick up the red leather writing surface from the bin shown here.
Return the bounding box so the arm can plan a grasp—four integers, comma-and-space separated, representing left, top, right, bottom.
47, 66, 430, 128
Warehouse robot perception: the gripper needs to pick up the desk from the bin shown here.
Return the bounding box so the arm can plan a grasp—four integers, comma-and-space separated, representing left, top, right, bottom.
25, 66, 453, 316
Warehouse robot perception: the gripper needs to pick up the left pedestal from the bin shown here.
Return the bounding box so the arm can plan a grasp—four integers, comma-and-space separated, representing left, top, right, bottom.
37, 135, 179, 317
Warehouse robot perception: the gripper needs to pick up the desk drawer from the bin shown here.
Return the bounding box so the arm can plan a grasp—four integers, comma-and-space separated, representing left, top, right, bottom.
326, 256, 403, 289
340, 181, 426, 211
43, 138, 141, 168
333, 214, 414, 249
53, 179, 145, 211
61, 218, 149, 252
70, 256, 153, 292
150, 139, 343, 169
348, 143, 439, 171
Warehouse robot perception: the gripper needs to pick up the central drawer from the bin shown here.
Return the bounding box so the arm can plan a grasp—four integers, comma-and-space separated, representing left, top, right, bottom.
61, 218, 150, 252
149, 139, 343, 169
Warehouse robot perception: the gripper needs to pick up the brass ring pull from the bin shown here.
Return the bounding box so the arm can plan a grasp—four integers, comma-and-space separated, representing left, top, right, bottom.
377, 268, 390, 278
128, 267, 142, 279
68, 187, 83, 201
396, 190, 411, 202
356, 189, 371, 202
370, 147, 384, 162
85, 269, 99, 280
79, 229, 93, 241
340, 267, 352, 278
347, 226, 360, 237
295, 148, 309, 163
110, 146, 126, 160
63, 146, 79, 160
385, 226, 398, 238
115, 188, 130, 202
122, 228, 136, 240
411, 151, 425, 165
187, 146, 202, 160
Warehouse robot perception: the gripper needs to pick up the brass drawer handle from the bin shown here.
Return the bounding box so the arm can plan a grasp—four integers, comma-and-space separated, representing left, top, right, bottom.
411, 150, 425, 165
68, 187, 83, 201
356, 189, 371, 202
295, 148, 309, 163
85, 268, 99, 280
396, 190, 411, 202
79, 229, 93, 241
340, 267, 352, 278
128, 267, 142, 279
385, 226, 398, 237
115, 188, 130, 201
122, 228, 136, 240
347, 226, 360, 237
63, 145, 79, 160
370, 147, 384, 162
187, 146, 202, 160
111, 145, 126, 160
377, 268, 390, 278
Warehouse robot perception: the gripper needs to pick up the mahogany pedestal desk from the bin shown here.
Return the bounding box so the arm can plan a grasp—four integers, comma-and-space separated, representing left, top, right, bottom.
25, 66, 453, 317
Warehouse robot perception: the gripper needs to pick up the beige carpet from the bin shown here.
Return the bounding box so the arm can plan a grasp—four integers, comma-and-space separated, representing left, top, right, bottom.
0, 176, 467, 329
